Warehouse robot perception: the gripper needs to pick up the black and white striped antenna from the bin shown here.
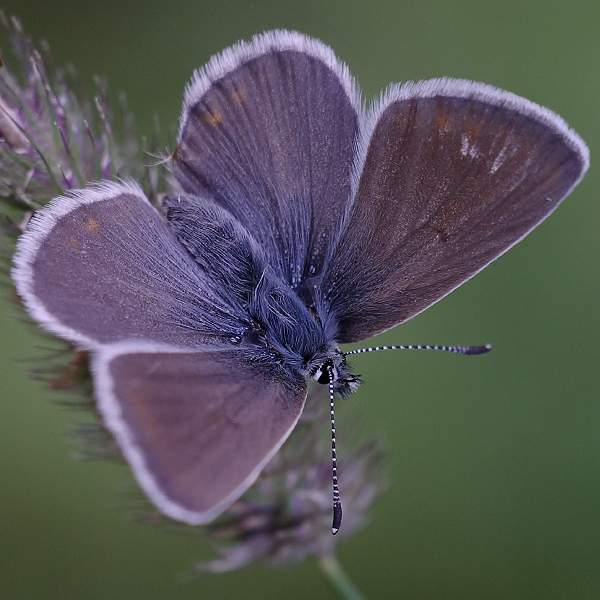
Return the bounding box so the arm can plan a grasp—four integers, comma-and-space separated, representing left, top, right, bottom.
328, 363, 343, 535
327, 342, 491, 534
344, 343, 492, 357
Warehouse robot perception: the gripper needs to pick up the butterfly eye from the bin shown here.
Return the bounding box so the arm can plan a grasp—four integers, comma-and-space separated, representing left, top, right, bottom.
311, 361, 336, 385
317, 369, 331, 385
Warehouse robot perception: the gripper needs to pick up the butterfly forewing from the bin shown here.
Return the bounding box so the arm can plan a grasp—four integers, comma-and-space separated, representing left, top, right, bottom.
173, 31, 360, 286
95, 344, 307, 524
323, 80, 589, 343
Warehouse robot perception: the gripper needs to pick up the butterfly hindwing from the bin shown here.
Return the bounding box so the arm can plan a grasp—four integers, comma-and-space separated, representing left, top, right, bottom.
172, 31, 360, 286
12, 181, 248, 348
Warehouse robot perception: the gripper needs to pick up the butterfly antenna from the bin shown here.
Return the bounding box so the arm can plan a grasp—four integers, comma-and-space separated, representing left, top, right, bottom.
344, 343, 492, 357
328, 364, 343, 535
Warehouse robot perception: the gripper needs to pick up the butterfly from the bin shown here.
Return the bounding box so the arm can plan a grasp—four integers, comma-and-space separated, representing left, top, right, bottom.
12, 30, 588, 532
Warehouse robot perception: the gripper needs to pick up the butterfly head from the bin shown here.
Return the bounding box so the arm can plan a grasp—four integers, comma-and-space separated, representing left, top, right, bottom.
307, 347, 362, 397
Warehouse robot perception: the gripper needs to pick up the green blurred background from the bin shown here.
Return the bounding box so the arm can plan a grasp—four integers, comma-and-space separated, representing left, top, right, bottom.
0, 0, 598, 598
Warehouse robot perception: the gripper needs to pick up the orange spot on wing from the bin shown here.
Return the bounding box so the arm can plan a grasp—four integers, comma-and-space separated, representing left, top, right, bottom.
230, 88, 246, 105
131, 393, 159, 437
86, 217, 100, 233
434, 104, 483, 140
434, 111, 453, 133
201, 107, 223, 127
463, 117, 483, 140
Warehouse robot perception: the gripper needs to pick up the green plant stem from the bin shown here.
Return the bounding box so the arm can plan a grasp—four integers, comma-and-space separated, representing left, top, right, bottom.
317, 554, 367, 600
